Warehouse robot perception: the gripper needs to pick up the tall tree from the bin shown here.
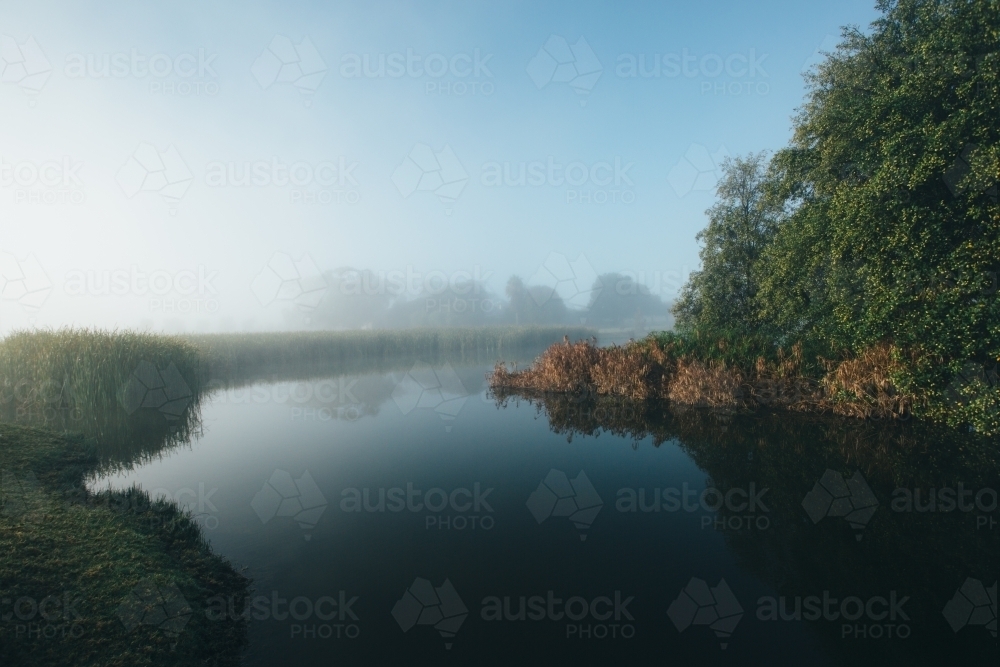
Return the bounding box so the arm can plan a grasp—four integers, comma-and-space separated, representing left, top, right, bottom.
754, 0, 1000, 432
586, 273, 670, 326
673, 152, 779, 333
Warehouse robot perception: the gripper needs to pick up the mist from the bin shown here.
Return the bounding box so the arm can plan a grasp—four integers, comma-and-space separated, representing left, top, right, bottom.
0, 0, 877, 335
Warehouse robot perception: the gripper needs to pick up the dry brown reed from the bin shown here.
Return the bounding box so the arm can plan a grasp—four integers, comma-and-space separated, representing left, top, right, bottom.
820, 343, 913, 419
491, 337, 916, 421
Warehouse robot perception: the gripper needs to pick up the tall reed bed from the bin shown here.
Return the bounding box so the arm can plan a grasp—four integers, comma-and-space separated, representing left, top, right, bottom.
0, 329, 204, 461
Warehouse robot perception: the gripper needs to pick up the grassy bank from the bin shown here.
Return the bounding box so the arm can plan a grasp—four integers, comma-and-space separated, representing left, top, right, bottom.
491, 332, 921, 424
0, 423, 249, 666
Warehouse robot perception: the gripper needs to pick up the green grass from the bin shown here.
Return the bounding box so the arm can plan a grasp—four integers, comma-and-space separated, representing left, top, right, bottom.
0, 423, 249, 666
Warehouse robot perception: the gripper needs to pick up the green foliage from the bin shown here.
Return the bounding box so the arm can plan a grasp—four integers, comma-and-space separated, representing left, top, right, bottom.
675, 0, 1000, 433
647, 328, 830, 378
673, 152, 780, 333
0, 329, 204, 461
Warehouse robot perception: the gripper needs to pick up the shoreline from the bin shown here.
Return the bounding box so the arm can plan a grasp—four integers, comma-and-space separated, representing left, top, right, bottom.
490, 334, 918, 423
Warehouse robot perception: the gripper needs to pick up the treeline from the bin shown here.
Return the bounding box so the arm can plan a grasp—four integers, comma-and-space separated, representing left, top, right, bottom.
306, 268, 670, 329
672, 0, 999, 434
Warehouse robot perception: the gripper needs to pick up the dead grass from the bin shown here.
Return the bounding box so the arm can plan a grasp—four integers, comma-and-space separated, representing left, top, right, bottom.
667, 357, 747, 408
491, 336, 916, 421
820, 343, 913, 419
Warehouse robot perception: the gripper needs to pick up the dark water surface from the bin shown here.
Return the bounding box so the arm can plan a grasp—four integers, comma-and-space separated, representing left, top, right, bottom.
90, 361, 999, 666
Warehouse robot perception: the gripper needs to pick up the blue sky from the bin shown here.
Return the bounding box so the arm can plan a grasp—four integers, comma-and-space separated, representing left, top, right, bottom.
0, 0, 881, 332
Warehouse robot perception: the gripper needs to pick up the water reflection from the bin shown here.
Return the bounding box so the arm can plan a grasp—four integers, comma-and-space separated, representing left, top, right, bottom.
17, 350, 994, 665
493, 389, 999, 665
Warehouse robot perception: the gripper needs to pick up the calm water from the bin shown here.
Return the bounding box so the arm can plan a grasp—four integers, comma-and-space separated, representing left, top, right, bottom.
90, 361, 999, 666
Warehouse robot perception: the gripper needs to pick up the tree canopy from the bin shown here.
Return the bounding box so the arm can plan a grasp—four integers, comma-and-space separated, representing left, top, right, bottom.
674, 0, 999, 433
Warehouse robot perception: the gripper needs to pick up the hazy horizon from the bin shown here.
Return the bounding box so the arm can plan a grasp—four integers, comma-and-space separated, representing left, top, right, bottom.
1, 0, 880, 334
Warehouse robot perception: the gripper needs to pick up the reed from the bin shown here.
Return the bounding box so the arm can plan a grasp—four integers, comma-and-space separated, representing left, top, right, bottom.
0, 329, 204, 460
490, 333, 918, 421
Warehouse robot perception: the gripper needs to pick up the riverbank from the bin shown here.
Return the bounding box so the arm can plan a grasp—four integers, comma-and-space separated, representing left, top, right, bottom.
0, 325, 590, 663
0, 422, 249, 666
490, 333, 921, 423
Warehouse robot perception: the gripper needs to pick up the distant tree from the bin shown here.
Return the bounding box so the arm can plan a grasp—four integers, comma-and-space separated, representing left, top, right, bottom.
310, 268, 393, 329
673, 152, 779, 333
585, 273, 670, 326
386, 278, 502, 327
505, 275, 568, 325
